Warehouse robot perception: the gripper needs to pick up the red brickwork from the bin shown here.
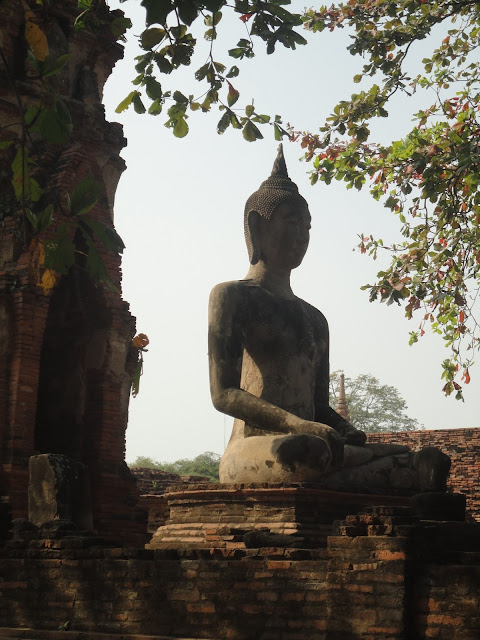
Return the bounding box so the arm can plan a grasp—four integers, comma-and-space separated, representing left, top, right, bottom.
0, 0, 146, 543
130, 469, 212, 534
0, 536, 328, 640
148, 484, 412, 550
368, 428, 480, 521
130, 468, 211, 495
0, 514, 479, 640
326, 505, 480, 640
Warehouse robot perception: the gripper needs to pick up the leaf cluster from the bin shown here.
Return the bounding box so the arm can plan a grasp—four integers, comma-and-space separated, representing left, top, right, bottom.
129, 451, 221, 480
295, 0, 480, 394
1, 5, 127, 293
115, 0, 304, 139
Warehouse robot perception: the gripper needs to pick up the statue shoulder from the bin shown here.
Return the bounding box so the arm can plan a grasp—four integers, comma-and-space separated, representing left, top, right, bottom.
298, 297, 329, 333
210, 279, 252, 300
209, 280, 256, 315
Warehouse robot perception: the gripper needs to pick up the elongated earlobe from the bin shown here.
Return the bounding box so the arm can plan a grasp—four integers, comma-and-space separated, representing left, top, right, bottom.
247, 210, 261, 264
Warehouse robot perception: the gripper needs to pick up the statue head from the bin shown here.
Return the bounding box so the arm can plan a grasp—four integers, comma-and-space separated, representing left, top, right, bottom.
244, 145, 309, 265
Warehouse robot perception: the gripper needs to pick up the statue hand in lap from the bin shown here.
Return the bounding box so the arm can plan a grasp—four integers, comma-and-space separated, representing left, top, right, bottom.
293, 422, 345, 468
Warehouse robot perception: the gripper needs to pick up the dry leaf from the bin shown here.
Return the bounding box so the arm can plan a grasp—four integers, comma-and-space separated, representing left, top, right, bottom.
132, 333, 150, 349
25, 10, 49, 61
38, 268, 56, 294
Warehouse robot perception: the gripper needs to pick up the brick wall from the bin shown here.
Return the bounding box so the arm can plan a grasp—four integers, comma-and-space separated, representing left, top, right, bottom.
0, 0, 146, 543
0, 513, 479, 640
130, 468, 211, 495
0, 537, 328, 640
368, 428, 480, 521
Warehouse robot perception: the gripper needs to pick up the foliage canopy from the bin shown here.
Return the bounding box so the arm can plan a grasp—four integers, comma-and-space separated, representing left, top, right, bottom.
129, 451, 221, 480
3, 0, 479, 395
110, 0, 480, 396
329, 371, 421, 433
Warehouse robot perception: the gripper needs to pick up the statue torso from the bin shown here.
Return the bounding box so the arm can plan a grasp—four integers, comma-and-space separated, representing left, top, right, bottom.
229, 280, 328, 439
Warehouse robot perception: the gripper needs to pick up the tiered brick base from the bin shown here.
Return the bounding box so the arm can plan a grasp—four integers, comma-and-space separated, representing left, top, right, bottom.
1, 504, 479, 639
147, 483, 414, 549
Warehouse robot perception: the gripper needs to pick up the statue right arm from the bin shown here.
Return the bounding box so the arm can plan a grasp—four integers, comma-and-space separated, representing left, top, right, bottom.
208, 282, 344, 464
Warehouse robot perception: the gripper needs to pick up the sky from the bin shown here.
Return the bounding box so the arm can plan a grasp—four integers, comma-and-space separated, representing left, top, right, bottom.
102, 1, 479, 463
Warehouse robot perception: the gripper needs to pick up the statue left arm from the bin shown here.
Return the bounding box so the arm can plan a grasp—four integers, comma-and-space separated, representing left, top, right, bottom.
313, 323, 366, 446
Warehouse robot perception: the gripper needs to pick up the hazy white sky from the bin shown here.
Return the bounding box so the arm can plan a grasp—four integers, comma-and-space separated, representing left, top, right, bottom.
103, 1, 479, 463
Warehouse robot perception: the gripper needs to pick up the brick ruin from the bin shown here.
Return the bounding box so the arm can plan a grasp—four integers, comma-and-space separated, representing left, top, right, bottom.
1, 2, 480, 639
370, 427, 480, 522
0, 0, 145, 544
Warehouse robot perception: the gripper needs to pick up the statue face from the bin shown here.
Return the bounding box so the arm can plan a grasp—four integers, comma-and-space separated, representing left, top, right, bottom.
259, 200, 311, 270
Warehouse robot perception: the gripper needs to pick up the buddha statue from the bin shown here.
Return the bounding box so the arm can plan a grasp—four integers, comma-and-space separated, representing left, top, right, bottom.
208, 146, 450, 494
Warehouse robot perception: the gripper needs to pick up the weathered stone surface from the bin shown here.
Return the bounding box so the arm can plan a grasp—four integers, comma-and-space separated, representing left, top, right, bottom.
208, 146, 450, 494
147, 484, 413, 550
28, 454, 93, 530
411, 491, 466, 521
370, 427, 480, 522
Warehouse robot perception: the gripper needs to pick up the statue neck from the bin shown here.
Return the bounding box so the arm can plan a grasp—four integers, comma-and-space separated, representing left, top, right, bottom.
244, 261, 295, 299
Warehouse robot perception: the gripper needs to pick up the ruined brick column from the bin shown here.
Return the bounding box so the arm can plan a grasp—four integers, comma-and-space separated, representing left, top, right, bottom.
0, 0, 146, 543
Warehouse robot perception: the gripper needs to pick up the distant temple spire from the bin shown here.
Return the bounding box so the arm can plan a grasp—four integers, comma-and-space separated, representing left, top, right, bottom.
336, 372, 350, 422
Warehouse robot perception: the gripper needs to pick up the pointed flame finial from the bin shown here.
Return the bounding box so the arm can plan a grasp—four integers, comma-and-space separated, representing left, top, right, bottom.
271, 143, 289, 178
336, 372, 351, 422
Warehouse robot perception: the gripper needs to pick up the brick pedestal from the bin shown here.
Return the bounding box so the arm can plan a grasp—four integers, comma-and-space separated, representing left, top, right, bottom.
147, 483, 413, 549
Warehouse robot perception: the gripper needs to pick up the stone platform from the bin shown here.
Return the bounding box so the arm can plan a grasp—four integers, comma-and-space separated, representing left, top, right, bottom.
147, 483, 418, 549
148, 483, 466, 550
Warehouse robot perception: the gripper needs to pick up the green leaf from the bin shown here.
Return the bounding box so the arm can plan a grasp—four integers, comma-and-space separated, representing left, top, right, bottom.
227, 83, 239, 107
145, 77, 163, 99
173, 90, 189, 104
177, 0, 198, 25
43, 223, 75, 274
133, 93, 146, 114
226, 65, 239, 78
32, 204, 54, 233
141, 27, 166, 49
173, 117, 189, 137
135, 53, 152, 73
68, 175, 103, 216
85, 240, 108, 281
115, 91, 136, 113
0, 139, 14, 150
154, 53, 173, 74
41, 53, 71, 79
25, 208, 38, 232
274, 122, 287, 141
195, 63, 209, 81
148, 99, 163, 115
355, 127, 369, 143
141, 0, 173, 26
217, 112, 230, 134
245, 104, 254, 117
131, 355, 143, 397
32, 100, 73, 145
11, 147, 43, 202
242, 120, 263, 142
80, 217, 125, 254
228, 47, 245, 59
111, 16, 132, 41
213, 61, 226, 73
204, 28, 216, 41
